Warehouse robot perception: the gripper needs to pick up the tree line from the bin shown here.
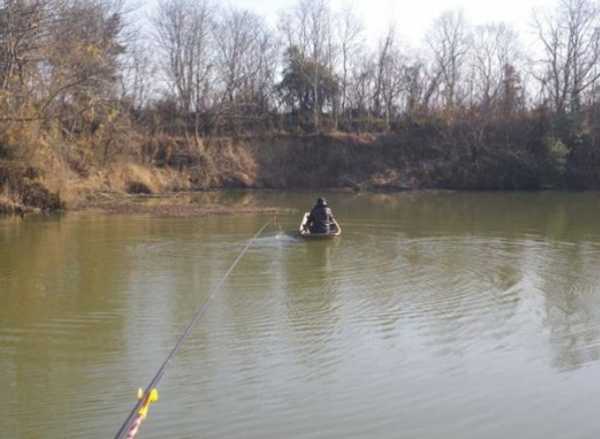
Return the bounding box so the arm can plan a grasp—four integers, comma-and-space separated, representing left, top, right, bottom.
2, 0, 600, 188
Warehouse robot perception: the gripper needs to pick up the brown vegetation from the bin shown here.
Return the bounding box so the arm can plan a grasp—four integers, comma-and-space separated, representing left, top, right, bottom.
2, 0, 600, 215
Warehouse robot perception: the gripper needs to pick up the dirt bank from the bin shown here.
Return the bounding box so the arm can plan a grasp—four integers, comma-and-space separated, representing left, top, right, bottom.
0, 130, 564, 216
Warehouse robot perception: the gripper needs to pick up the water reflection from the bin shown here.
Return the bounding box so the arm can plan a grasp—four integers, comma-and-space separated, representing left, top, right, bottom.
283, 241, 342, 375
536, 241, 600, 371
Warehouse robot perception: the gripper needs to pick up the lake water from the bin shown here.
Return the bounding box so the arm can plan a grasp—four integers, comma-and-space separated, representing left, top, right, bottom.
2, 191, 600, 438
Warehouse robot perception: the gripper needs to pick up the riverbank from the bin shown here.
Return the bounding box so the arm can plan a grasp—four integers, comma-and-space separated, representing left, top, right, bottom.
0, 129, 590, 216
0, 133, 406, 216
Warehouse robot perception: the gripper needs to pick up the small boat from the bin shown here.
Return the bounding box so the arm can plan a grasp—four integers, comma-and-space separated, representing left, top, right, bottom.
298, 212, 342, 239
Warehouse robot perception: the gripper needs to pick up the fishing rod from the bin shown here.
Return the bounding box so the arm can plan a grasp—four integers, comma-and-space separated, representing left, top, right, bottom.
114, 221, 271, 439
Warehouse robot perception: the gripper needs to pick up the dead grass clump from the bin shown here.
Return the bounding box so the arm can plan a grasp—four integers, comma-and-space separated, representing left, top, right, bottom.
0, 194, 16, 214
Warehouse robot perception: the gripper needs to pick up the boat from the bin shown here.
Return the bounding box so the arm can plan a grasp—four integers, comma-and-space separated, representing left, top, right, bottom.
298, 212, 342, 239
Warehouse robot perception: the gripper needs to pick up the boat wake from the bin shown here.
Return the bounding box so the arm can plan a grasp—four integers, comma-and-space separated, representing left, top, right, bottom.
252, 231, 300, 249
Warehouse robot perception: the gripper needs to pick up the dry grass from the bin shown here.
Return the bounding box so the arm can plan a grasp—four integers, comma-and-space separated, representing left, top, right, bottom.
0, 193, 29, 215
0, 130, 411, 217
53, 163, 195, 208
0, 194, 16, 214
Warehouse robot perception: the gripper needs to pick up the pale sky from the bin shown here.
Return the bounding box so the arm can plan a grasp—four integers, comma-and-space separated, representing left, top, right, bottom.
226, 0, 549, 46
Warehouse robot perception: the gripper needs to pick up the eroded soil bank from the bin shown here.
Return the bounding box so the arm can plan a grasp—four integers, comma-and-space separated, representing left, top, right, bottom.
0, 131, 573, 215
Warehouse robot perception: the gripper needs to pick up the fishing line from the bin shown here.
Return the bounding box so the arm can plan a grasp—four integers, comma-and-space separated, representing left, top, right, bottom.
114, 221, 271, 439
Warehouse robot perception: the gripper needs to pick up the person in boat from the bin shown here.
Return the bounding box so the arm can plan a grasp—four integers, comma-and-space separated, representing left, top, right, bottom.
305, 197, 336, 234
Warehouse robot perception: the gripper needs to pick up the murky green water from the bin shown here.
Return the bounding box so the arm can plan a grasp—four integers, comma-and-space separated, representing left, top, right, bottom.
2, 191, 600, 439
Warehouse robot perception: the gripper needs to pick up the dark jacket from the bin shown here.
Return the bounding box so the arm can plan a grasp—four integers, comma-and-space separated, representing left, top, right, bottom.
307, 205, 334, 233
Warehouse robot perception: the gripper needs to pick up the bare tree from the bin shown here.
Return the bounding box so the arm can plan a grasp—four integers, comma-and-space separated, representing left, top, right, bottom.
153, 0, 214, 129
470, 23, 522, 111
348, 53, 375, 121
533, 0, 600, 116
278, 0, 336, 130
119, 39, 155, 111
373, 25, 404, 129
335, 2, 363, 125
401, 55, 441, 116
212, 7, 277, 131
426, 10, 471, 111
